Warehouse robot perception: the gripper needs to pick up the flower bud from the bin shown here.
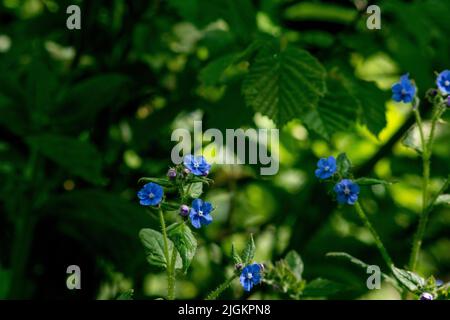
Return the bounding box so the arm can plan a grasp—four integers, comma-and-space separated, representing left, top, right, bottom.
259, 263, 265, 272
179, 204, 190, 217
167, 168, 177, 179
183, 168, 190, 175
235, 263, 243, 271
419, 292, 433, 300
447, 96, 450, 107
202, 170, 209, 177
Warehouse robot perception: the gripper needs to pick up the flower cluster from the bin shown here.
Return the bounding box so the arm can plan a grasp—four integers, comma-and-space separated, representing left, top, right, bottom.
315, 155, 360, 205
392, 70, 450, 104
137, 154, 214, 229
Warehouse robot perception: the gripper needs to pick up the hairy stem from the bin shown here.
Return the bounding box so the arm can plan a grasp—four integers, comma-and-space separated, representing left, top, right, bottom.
158, 208, 175, 300
354, 202, 394, 269
409, 104, 446, 272
205, 274, 238, 300
168, 247, 177, 300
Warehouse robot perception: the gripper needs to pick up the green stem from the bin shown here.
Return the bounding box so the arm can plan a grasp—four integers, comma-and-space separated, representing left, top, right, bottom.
354, 202, 394, 269
205, 274, 238, 300
168, 247, 177, 300
408, 105, 444, 272
158, 208, 175, 300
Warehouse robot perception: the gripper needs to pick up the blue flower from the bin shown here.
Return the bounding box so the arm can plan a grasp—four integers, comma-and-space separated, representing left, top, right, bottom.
315, 156, 337, 180
391, 74, 416, 103
137, 182, 163, 206
436, 70, 450, 95
240, 264, 262, 292
189, 198, 213, 229
183, 155, 211, 176
334, 179, 360, 205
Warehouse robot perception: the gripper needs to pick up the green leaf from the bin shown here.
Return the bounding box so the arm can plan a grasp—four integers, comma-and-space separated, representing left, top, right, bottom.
435, 194, 450, 206
354, 177, 394, 186
26, 134, 104, 184
336, 153, 352, 178
199, 53, 237, 85
183, 182, 203, 198
241, 234, 256, 264
353, 79, 388, 137
326, 252, 368, 269
116, 289, 134, 300
302, 278, 345, 297
26, 60, 58, 114
139, 228, 182, 270
392, 266, 425, 292
242, 42, 326, 126
138, 177, 173, 187
284, 2, 357, 24
285, 251, 304, 281
303, 74, 358, 140
55, 74, 131, 132
167, 223, 197, 273
402, 124, 424, 153
231, 244, 243, 265
326, 252, 399, 289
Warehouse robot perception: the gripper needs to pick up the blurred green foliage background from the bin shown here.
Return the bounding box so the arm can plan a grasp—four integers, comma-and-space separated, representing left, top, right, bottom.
0, 0, 449, 299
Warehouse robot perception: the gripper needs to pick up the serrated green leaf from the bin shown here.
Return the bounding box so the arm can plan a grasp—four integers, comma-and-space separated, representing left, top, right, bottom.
183, 182, 203, 198
231, 244, 242, 265
167, 223, 197, 273
353, 80, 388, 137
303, 73, 358, 140
242, 43, 326, 126
354, 177, 394, 186
336, 153, 352, 178
285, 251, 303, 281
392, 266, 425, 292
241, 234, 256, 264
26, 134, 104, 184
139, 228, 182, 270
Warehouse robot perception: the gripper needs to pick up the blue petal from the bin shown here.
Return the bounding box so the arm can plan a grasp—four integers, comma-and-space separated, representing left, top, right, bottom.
139, 198, 153, 206
242, 279, 253, 292
348, 194, 358, 205
137, 189, 148, 200
392, 92, 402, 102
317, 158, 327, 168
200, 213, 213, 226
250, 263, 261, 274
202, 201, 213, 214
350, 182, 360, 193
391, 83, 402, 93
315, 168, 322, 178
336, 193, 347, 204
190, 214, 202, 229
191, 198, 203, 211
